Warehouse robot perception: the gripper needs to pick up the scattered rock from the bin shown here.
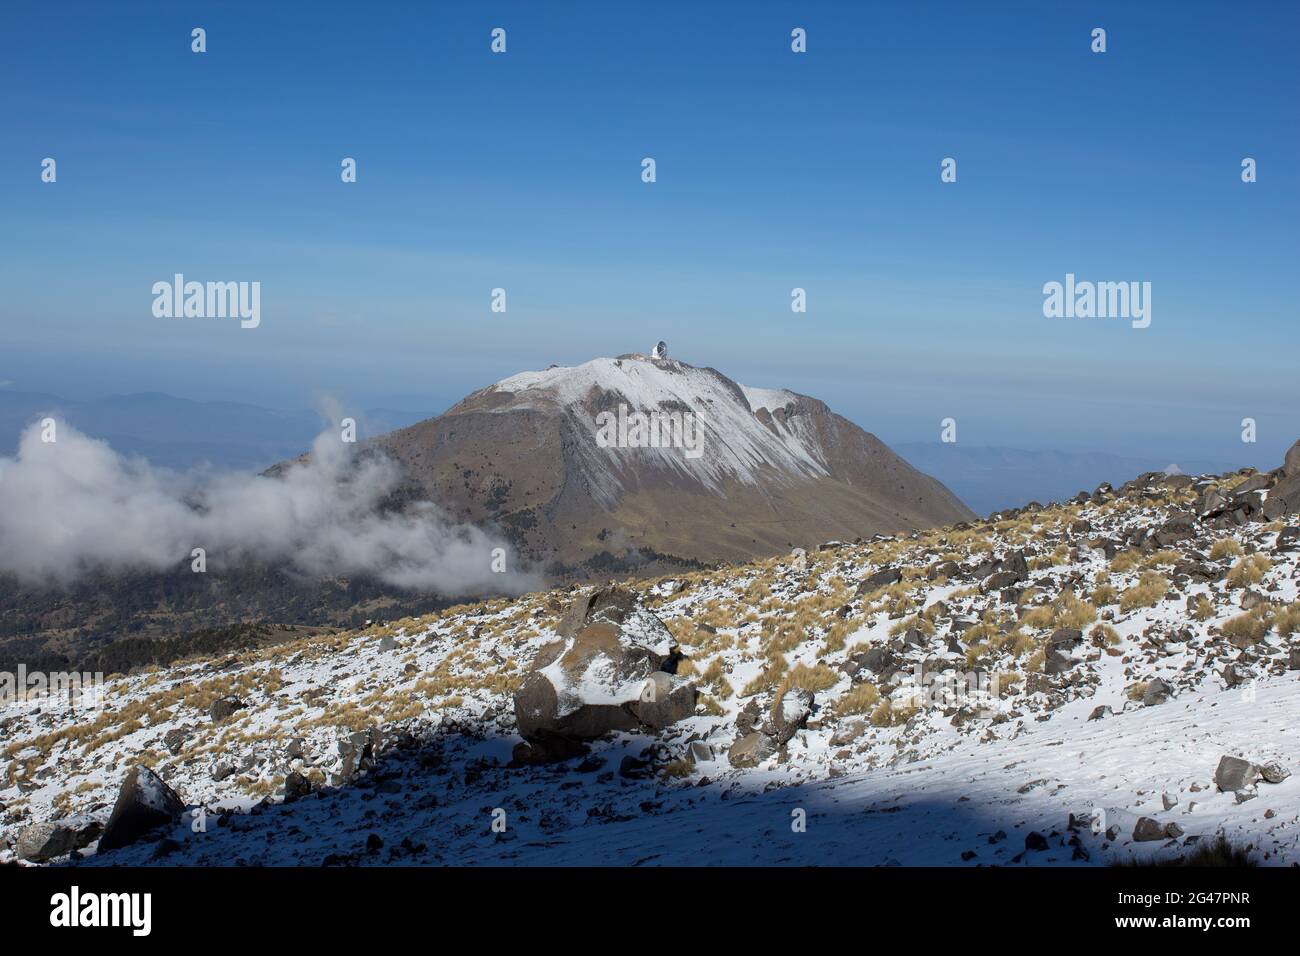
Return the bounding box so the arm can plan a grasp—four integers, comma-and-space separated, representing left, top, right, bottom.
1260, 762, 1290, 785
687, 741, 714, 764
333, 727, 383, 784
857, 567, 902, 594
765, 688, 812, 745
209, 696, 246, 723
162, 727, 190, 756
283, 771, 313, 803
1142, 678, 1172, 706
1133, 817, 1166, 842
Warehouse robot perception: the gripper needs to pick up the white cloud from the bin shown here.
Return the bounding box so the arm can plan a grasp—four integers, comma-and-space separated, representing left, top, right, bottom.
0, 419, 540, 595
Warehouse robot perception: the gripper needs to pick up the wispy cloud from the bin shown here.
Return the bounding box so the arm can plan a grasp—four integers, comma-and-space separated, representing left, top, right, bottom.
0, 419, 539, 594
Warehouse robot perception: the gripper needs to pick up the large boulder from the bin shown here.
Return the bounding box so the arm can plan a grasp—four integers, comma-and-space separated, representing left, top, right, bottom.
1142, 678, 1173, 706
856, 567, 902, 595
1132, 817, 1166, 842
1260, 439, 1300, 519
1282, 439, 1300, 478
513, 587, 695, 759
1044, 628, 1084, 674
331, 726, 383, 785
1264, 472, 1300, 519
764, 688, 812, 745
1214, 755, 1259, 792
727, 732, 777, 768
1000, 550, 1030, 582
209, 696, 246, 723
98, 765, 185, 852
15, 818, 103, 862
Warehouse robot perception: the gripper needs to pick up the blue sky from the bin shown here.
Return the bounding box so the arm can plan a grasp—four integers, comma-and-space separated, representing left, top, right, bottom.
1, 1, 1297, 465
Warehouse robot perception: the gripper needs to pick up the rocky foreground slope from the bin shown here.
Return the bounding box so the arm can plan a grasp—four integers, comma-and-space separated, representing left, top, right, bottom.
3, 444, 1299, 866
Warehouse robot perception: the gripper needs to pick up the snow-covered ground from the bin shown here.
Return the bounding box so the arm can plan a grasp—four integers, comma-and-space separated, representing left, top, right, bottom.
2, 467, 1297, 866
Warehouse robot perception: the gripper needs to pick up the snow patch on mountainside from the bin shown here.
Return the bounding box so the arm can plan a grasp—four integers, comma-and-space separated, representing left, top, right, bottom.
491, 356, 830, 495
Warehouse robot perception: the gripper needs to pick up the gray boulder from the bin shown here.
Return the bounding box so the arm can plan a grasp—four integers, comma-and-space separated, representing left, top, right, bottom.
333, 727, 383, 784
1282, 439, 1300, 477
283, 771, 313, 803
1142, 678, 1173, 706
209, 696, 246, 723
1215, 755, 1260, 792
764, 688, 813, 745
1133, 817, 1166, 842
15, 818, 103, 862
512, 587, 694, 759
857, 567, 902, 595
1260, 761, 1290, 784
1000, 550, 1030, 582
162, 727, 190, 756
98, 765, 185, 852
727, 732, 776, 768
631, 671, 698, 730
687, 741, 715, 763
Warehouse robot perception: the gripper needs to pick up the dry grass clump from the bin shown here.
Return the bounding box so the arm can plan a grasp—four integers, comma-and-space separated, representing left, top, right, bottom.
1221, 612, 1268, 646
778, 662, 840, 696
1018, 605, 1055, 630
869, 698, 916, 727
888, 615, 935, 638
739, 655, 788, 698
836, 682, 881, 715
762, 618, 807, 655
696, 655, 731, 695
1090, 581, 1118, 606
1053, 594, 1097, 629
697, 693, 727, 716
1119, 572, 1169, 612
1112, 834, 1255, 867
1089, 623, 1122, 647
820, 618, 859, 654
998, 628, 1036, 657
659, 758, 695, 779
1209, 538, 1244, 560
1226, 554, 1270, 588
1273, 603, 1300, 637
990, 671, 1021, 697
1029, 547, 1068, 571
1142, 549, 1181, 568
1109, 550, 1143, 573
970, 626, 1034, 661
1187, 594, 1215, 622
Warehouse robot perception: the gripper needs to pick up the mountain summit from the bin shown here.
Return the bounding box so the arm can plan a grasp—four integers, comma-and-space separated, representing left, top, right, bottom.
372, 351, 974, 575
